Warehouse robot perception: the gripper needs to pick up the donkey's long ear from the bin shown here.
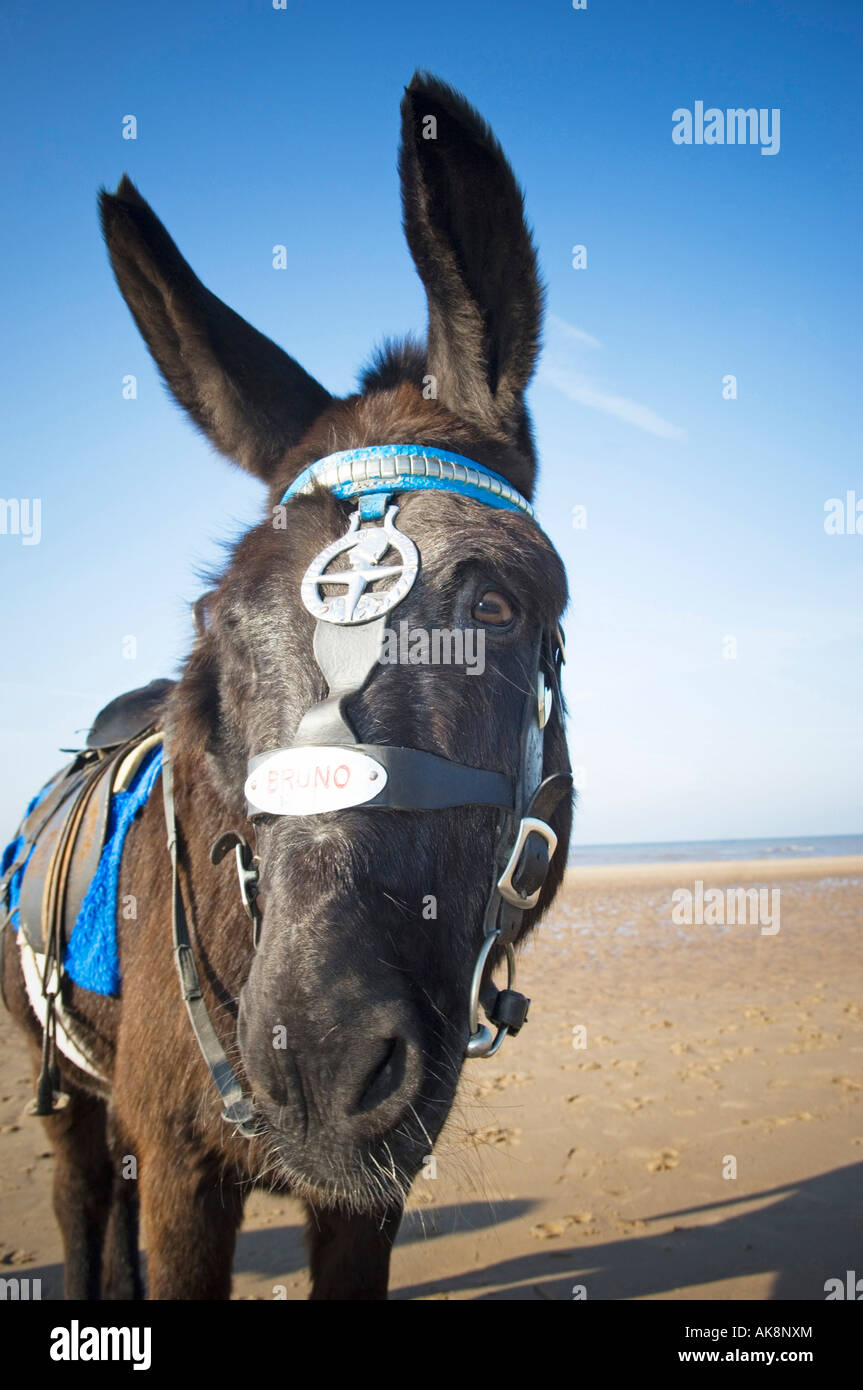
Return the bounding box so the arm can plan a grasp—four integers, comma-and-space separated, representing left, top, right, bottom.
399, 72, 543, 454
99, 177, 332, 482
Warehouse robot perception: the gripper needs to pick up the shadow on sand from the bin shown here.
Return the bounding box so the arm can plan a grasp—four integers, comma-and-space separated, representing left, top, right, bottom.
16, 1164, 860, 1299
390, 1162, 863, 1300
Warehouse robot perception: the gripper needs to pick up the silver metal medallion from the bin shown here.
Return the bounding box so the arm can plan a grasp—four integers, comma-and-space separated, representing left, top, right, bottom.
300, 505, 419, 625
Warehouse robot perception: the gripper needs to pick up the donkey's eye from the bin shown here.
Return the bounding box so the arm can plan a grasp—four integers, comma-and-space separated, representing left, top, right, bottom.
472, 589, 515, 626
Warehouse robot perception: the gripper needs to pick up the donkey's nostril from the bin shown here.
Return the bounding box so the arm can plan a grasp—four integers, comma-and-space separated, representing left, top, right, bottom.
353, 1036, 407, 1115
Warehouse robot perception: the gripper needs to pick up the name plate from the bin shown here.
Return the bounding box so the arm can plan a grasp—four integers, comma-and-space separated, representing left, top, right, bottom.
245, 746, 387, 816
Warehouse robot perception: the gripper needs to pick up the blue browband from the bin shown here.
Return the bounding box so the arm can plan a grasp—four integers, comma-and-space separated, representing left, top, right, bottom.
280, 444, 535, 519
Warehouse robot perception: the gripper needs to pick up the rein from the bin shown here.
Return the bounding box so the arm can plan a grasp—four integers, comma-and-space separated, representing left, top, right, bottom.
166, 444, 572, 1139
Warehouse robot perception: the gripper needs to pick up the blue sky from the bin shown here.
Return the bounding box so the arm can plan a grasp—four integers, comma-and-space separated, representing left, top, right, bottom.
0, 0, 860, 845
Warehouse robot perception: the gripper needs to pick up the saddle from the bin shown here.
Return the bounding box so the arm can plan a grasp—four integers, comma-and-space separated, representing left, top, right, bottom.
7, 679, 174, 957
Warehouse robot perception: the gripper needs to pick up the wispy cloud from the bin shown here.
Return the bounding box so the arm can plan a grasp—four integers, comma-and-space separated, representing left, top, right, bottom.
541, 315, 686, 441
540, 363, 687, 440
547, 313, 603, 350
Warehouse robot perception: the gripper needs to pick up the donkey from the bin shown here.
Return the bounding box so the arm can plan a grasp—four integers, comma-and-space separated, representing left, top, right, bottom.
1, 72, 572, 1300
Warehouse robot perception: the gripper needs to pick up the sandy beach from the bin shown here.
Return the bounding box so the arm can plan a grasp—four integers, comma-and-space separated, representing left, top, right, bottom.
1, 856, 861, 1300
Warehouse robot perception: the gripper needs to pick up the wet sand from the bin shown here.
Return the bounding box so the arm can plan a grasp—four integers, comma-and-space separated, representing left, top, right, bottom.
2, 858, 861, 1300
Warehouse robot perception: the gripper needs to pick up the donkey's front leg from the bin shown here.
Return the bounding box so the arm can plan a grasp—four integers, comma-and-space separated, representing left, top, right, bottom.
305, 1201, 403, 1300
101, 1170, 143, 1300
41, 1083, 113, 1299
139, 1150, 244, 1299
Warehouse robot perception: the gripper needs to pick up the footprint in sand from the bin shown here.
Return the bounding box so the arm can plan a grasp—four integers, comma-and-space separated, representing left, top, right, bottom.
679, 1062, 723, 1080
474, 1071, 533, 1098
0, 1248, 35, 1266
757, 1112, 816, 1130
610, 1059, 642, 1075
614, 1216, 647, 1233
468, 1125, 521, 1147
530, 1212, 594, 1239
647, 1148, 680, 1173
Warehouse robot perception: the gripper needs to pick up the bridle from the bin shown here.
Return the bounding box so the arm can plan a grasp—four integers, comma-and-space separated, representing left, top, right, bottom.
163, 444, 572, 1138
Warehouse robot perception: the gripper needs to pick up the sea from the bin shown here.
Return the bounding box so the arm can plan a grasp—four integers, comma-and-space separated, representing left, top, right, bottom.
567, 834, 863, 868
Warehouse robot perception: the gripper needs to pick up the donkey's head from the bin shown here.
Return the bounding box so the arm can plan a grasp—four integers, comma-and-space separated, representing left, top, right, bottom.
100, 73, 572, 1212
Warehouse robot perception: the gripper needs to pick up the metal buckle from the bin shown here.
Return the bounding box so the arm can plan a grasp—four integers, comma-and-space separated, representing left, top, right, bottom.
537, 671, 552, 730
234, 844, 259, 922
221, 1099, 267, 1139
497, 816, 558, 910
466, 930, 517, 1059
210, 831, 262, 948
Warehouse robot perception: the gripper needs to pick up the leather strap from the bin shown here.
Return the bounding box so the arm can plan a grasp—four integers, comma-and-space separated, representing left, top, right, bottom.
472, 632, 572, 1046
246, 743, 513, 817
293, 618, 387, 746
358, 746, 513, 811
161, 749, 262, 1137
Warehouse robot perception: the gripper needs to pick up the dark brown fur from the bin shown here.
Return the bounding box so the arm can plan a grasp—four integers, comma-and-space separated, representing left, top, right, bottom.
3, 72, 571, 1300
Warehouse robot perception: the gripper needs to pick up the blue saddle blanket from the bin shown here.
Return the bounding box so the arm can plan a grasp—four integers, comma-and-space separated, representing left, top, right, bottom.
1, 746, 163, 997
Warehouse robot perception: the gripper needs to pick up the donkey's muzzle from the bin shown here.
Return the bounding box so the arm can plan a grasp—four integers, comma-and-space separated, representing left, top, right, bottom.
237, 993, 426, 1151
